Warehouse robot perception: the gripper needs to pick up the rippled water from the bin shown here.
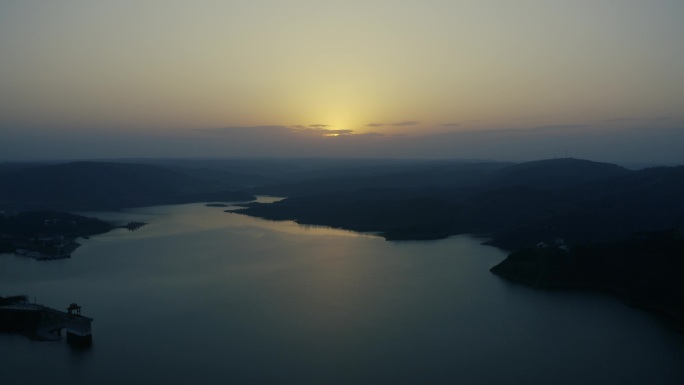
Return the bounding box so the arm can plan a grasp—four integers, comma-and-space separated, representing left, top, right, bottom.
1, 202, 683, 384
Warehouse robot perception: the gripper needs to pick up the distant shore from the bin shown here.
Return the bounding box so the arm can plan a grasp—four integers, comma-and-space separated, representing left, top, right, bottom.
1, 212, 120, 260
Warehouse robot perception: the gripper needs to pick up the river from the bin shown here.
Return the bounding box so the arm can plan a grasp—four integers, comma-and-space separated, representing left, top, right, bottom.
1, 201, 683, 384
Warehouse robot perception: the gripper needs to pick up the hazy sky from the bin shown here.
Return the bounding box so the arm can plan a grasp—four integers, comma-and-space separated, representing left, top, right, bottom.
2, 0, 683, 163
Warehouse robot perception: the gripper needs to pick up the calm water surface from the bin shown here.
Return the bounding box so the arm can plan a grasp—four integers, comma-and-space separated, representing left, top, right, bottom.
1, 202, 683, 385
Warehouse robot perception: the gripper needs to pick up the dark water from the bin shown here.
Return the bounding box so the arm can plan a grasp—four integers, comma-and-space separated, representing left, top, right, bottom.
1, 202, 683, 385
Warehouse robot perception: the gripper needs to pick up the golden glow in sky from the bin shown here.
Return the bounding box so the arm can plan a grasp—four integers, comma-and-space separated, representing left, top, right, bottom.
1, 0, 683, 162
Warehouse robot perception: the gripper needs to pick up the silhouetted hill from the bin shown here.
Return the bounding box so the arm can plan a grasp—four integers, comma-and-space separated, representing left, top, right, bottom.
0, 162, 255, 211
248, 160, 510, 197
234, 157, 684, 326
491, 165, 684, 248
490, 229, 684, 324
238, 158, 684, 248
486, 158, 630, 190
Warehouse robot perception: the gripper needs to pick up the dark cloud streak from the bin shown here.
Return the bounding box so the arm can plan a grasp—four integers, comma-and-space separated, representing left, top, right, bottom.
529, 124, 588, 131
392, 120, 420, 126
365, 120, 420, 127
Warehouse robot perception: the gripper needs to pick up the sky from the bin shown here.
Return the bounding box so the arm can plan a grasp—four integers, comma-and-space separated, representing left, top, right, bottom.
1, 0, 683, 164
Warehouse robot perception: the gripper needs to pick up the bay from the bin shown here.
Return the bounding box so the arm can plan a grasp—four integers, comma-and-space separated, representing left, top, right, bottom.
1, 201, 683, 385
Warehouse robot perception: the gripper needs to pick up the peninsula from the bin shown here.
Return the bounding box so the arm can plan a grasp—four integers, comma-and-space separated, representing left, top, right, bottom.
490, 229, 684, 326
0, 211, 113, 260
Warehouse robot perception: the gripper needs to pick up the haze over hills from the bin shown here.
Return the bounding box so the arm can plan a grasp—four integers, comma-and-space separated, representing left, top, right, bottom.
0, 161, 254, 211
3, 157, 682, 249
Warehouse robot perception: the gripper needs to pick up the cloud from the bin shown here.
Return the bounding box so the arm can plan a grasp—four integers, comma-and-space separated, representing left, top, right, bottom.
199, 125, 293, 135
293, 127, 357, 137
365, 120, 420, 127
392, 120, 420, 126
441, 123, 461, 127
289, 124, 331, 130
601, 117, 672, 123
325, 129, 354, 136
202, 125, 348, 138
199, 124, 366, 140
602, 117, 639, 123
529, 124, 588, 131
599, 116, 676, 124
355, 132, 385, 137
437, 124, 588, 137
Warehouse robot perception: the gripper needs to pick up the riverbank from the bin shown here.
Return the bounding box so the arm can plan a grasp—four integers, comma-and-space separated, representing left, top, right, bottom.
0, 211, 114, 259
490, 229, 684, 328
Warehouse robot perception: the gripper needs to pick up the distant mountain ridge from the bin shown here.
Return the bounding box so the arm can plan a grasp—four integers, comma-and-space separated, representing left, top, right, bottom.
0, 161, 255, 211
238, 158, 684, 247
485, 158, 630, 190
3, 157, 683, 248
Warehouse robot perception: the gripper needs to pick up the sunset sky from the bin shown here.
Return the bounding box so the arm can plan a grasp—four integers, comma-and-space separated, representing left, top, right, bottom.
2, 0, 683, 163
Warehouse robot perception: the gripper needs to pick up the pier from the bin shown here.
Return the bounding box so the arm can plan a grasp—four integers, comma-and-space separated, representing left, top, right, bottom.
0, 299, 93, 345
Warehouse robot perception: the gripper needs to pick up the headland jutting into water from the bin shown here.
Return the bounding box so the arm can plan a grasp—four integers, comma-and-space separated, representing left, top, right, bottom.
0, 211, 148, 260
